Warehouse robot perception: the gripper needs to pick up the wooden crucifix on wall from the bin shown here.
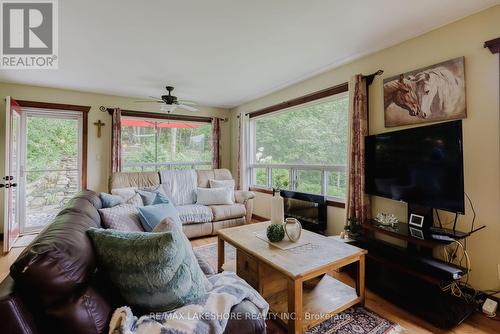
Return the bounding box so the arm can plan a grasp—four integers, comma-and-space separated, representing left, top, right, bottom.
94, 120, 105, 138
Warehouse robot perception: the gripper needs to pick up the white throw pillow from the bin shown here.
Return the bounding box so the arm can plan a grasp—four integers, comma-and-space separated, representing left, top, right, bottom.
209, 179, 236, 201
209, 179, 235, 190
196, 187, 234, 206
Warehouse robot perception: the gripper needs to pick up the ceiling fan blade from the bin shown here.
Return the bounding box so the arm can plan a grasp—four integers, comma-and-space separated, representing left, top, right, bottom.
148, 96, 163, 101
134, 100, 163, 103
178, 100, 198, 106
178, 104, 198, 112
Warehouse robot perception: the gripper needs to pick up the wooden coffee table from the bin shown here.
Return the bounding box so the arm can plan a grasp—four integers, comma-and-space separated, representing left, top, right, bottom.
217, 222, 367, 334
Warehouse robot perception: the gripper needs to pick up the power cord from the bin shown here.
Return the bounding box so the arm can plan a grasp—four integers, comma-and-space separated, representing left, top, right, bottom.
434, 192, 476, 231
440, 240, 475, 303
464, 192, 476, 233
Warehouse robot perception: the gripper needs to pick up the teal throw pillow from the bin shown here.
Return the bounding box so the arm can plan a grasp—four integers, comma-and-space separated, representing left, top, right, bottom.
152, 192, 170, 205
99, 192, 124, 208
138, 203, 181, 232
86, 227, 209, 312
137, 189, 171, 206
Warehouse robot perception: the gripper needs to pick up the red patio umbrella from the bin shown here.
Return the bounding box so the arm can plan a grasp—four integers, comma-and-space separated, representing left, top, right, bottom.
121, 119, 202, 129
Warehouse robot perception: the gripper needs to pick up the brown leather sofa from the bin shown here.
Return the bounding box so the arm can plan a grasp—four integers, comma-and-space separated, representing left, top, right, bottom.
0, 190, 266, 334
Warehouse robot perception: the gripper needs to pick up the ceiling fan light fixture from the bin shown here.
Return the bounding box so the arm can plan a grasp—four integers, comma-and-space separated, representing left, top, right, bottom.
160, 104, 176, 113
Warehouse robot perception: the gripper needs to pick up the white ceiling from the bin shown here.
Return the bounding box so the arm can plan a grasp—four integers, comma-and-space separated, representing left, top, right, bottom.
1, 0, 499, 108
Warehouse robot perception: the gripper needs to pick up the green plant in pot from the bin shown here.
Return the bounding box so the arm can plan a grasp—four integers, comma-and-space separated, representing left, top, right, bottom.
267, 223, 285, 242
345, 217, 361, 237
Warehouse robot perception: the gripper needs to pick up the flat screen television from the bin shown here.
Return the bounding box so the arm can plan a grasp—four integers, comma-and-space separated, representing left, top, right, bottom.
365, 120, 464, 214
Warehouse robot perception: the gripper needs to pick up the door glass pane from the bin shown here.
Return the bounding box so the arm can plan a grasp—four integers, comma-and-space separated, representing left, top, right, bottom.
271, 169, 289, 189
296, 170, 321, 194
25, 115, 80, 231
27, 117, 78, 170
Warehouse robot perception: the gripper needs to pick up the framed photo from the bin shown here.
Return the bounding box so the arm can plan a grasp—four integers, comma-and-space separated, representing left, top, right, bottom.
409, 214, 424, 228
383, 57, 466, 127
409, 227, 424, 240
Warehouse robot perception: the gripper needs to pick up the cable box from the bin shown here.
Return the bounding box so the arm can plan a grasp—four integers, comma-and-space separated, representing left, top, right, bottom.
429, 226, 468, 238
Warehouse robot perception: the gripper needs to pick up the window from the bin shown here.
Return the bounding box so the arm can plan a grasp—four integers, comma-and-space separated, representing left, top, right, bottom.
249, 90, 348, 200
121, 117, 212, 171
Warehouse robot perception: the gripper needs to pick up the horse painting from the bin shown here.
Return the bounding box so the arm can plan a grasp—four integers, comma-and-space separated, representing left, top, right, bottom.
383, 57, 466, 127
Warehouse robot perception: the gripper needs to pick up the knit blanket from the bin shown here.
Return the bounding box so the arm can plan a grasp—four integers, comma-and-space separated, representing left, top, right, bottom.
159, 170, 197, 206
109, 272, 269, 334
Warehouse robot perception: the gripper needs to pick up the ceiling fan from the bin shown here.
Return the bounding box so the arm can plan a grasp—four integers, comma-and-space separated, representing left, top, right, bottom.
135, 86, 198, 113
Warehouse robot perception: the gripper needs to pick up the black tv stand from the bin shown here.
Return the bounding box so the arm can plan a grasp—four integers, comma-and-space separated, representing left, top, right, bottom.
354, 219, 484, 329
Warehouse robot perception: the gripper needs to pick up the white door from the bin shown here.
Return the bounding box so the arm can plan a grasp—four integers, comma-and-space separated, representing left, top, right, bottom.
19, 109, 83, 234
3, 97, 21, 252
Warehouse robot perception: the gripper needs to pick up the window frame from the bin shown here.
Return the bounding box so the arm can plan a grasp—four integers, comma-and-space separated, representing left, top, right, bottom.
246, 83, 348, 206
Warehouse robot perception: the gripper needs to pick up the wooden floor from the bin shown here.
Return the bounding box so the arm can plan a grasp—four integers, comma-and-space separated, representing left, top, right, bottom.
191, 235, 500, 334
1, 234, 499, 333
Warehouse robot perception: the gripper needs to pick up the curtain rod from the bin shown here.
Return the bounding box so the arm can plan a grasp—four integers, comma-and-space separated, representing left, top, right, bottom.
237, 71, 383, 118
99, 106, 228, 122
242, 82, 349, 118
363, 69, 384, 86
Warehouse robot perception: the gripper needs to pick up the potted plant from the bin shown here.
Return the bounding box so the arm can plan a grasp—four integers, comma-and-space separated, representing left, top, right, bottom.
344, 217, 361, 238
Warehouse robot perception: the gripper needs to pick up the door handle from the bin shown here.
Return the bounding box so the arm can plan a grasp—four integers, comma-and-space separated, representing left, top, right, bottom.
10, 183, 17, 188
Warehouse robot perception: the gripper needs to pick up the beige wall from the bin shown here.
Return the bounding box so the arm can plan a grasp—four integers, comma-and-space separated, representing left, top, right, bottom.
0, 83, 231, 231
231, 6, 500, 290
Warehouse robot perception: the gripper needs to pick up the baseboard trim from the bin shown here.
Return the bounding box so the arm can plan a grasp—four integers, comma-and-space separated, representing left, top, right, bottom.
252, 214, 269, 222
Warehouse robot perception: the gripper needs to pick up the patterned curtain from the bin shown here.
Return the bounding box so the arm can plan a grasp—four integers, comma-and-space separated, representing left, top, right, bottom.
236, 116, 242, 190
346, 75, 371, 223
211, 118, 221, 169
111, 108, 122, 173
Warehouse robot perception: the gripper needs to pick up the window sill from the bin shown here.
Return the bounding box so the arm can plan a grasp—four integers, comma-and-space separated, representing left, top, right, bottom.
248, 186, 346, 209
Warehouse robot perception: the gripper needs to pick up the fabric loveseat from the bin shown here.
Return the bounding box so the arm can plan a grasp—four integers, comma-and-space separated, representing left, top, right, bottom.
109, 169, 255, 239
0, 190, 266, 334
